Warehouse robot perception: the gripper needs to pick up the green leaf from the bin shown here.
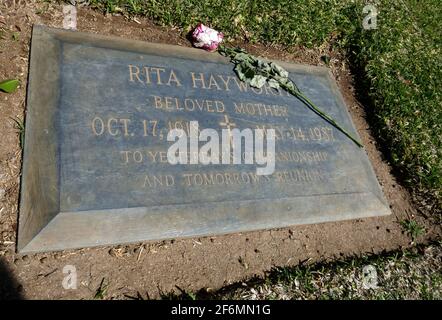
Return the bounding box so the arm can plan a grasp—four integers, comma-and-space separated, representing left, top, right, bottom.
243, 65, 255, 80
270, 62, 289, 78
257, 60, 272, 73
234, 64, 246, 81
268, 78, 280, 89
232, 52, 249, 63
0, 79, 19, 93
235, 62, 255, 82
250, 75, 267, 88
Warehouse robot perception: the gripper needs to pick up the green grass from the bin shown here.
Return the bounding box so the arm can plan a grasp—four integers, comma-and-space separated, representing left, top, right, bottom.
11, 117, 25, 149
93, 277, 109, 299
83, 0, 441, 207
401, 219, 425, 241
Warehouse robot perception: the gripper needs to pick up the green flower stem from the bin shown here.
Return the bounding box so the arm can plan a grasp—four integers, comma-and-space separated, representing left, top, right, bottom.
284, 85, 363, 148
218, 46, 363, 148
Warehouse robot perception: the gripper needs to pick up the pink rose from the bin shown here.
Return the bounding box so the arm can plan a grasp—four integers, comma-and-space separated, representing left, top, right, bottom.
192, 23, 224, 52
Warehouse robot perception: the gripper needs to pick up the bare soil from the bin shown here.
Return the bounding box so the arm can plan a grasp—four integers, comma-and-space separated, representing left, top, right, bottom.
0, 1, 439, 299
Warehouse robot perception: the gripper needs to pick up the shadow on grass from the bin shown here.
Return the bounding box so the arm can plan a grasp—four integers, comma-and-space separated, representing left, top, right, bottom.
154, 242, 440, 300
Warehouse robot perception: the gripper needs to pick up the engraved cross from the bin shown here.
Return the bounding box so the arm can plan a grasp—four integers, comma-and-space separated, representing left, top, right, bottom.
219, 114, 236, 131
219, 114, 236, 149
